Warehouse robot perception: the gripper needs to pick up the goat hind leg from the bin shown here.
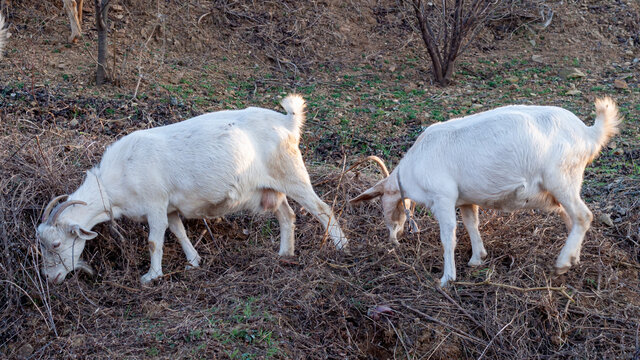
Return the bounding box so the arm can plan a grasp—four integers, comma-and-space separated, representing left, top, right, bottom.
63, 0, 82, 42
286, 183, 347, 250
553, 193, 593, 273
460, 204, 487, 266
168, 212, 201, 270
274, 198, 296, 256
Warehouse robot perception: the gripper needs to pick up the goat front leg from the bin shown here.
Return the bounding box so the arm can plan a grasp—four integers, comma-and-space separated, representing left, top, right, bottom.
433, 201, 458, 287
141, 212, 168, 284
168, 212, 201, 270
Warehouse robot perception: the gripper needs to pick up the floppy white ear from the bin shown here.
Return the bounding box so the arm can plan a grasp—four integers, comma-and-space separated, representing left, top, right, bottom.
71, 224, 98, 240
350, 179, 386, 204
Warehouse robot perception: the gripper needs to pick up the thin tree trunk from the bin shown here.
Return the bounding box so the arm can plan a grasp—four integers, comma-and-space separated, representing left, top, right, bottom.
95, 0, 110, 85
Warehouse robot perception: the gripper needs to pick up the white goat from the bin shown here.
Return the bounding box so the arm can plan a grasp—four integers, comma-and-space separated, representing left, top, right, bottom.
351, 98, 620, 286
37, 94, 348, 284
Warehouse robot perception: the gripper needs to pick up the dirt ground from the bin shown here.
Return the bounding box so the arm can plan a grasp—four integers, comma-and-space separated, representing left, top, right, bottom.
1, 0, 639, 359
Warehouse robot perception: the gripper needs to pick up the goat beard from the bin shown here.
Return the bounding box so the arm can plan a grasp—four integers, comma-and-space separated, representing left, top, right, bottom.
75, 260, 96, 276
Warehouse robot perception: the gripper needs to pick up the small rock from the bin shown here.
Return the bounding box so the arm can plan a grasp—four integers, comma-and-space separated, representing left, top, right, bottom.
531, 54, 544, 63
471, 104, 483, 109
529, 39, 536, 47
559, 68, 586, 79
625, 50, 634, 56
613, 79, 628, 89
169, 97, 178, 106
389, 65, 397, 72
597, 213, 614, 227
566, 89, 582, 96
633, 58, 639, 64
69, 119, 79, 128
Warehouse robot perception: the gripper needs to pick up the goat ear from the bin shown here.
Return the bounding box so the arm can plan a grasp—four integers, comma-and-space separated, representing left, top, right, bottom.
70, 225, 98, 240
350, 180, 385, 204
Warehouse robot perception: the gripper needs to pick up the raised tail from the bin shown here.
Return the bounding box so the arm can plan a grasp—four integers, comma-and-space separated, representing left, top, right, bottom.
590, 97, 621, 157
280, 94, 306, 139
0, 13, 7, 59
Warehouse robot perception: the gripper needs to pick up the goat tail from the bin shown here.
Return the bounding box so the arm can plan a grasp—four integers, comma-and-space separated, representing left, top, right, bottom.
0, 13, 7, 59
591, 97, 621, 149
280, 94, 306, 138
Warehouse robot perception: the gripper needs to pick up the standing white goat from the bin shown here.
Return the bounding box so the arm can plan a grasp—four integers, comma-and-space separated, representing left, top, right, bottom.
351, 98, 620, 286
37, 94, 348, 284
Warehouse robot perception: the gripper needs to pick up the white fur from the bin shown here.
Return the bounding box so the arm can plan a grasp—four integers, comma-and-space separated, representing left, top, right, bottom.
352, 98, 620, 286
37, 94, 347, 284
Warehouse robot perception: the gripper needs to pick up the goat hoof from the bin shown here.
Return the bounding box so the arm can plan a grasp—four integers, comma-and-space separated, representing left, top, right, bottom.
141, 271, 162, 284
278, 249, 295, 257
555, 265, 570, 275
439, 275, 455, 287
468, 258, 484, 267
570, 255, 580, 266
186, 256, 201, 270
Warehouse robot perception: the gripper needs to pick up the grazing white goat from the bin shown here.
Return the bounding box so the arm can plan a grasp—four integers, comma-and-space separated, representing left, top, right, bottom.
37, 94, 348, 284
351, 98, 620, 286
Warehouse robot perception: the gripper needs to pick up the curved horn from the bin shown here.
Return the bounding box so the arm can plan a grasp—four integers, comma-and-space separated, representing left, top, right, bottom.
41, 195, 69, 223
346, 155, 390, 178
48, 200, 87, 225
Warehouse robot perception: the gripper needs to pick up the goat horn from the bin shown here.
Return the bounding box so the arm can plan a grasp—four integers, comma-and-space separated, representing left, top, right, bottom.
48, 200, 87, 225
41, 195, 69, 223
346, 155, 390, 178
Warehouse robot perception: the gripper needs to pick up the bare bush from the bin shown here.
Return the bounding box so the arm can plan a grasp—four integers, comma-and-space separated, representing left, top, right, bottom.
406, 0, 497, 85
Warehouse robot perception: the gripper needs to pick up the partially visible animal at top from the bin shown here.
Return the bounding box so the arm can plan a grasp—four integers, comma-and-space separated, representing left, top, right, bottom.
37, 94, 348, 284
351, 98, 620, 287
0, 12, 7, 57
63, 0, 84, 43
0, 0, 81, 43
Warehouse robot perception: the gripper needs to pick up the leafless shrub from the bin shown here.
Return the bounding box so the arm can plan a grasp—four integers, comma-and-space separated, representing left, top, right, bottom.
404, 0, 554, 85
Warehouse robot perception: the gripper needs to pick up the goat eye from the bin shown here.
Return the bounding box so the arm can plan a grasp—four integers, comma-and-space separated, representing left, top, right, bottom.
52, 242, 61, 249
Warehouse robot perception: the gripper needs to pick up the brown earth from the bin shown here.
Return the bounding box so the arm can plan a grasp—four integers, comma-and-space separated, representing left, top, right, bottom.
1, 1, 639, 359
